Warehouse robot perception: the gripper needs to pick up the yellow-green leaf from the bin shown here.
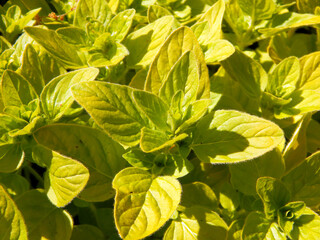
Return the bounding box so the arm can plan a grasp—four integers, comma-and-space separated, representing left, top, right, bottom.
113, 167, 181, 240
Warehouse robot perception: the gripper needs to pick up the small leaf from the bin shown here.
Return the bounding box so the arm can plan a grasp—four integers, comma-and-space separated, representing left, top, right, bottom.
164, 207, 228, 240
145, 27, 210, 99
180, 182, 218, 210
124, 16, 174, 67
140, 127, 187, 153
298, 51, 320, 91
113, 167, 181, 240
0, 184, 28, 240
204, 39, 235, 63
242, 212, 286, 240
0, 173, 29, 198
15, 190, 73, 240
107, 9, 135, 42
41, 68, 99, 121
267, 56, 300, 99
256, 177, 291, 219
238, 0, 276, 21
45, 152, 90, 207
221, 49, 267, 98
74, 0, 112, 32
20, 44, 45, 95
0, 144, 24, 173
192, 110, 284, 163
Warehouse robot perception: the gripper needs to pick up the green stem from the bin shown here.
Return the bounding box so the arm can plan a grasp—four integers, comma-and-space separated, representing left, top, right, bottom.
26, 165, 44, 186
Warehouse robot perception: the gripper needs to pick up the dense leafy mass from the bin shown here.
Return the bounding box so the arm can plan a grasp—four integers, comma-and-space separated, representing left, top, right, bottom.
0, 0, 320, 239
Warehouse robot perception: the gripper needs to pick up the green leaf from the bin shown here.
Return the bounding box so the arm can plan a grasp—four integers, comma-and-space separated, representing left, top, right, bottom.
140, 127, 188, 153
192, 110, 284, 163
306, 119, 320, 153
45, 152, 90, 207
204, 39, 235, 64
221, 49, 267, 99
0, 185, 27, 240
242, 212, 286, 240
123, 148, 154, 169
297, 0, 320, 13
88, 34, 129, 67
15, 189, 73, 240
107, 9, 135, 42
71, 225, 105, 240
164, 207, 228, 240
56, 27, 89, 47
113, 167, 181, 240
276, 90, 320, 118
175, 99, 212, 134
289, 207, 320, 240
282, 151, 320, 209
34, 124, 126, 202
40, 68, 99, 121
24, 27, 87, 69
124, 16, 174, 67
260, 12, 320, 38
145, 27, 210, 99
148, 5, 173, 23
20, 44, 45, 95
0, 144, 24, 173
267, 56, 300, 99
256, 177, 291, 219
298, 51, 320, 91
238, 0, 276, 21
283, 113, 311, 172
0, 173, 29, 198
180, 182, 218, 210
219, 182, 240, 212
1, 70, 37, 108
71, 82, 152, 146
74, 0, 112, 32
229, 149, 285, 196
191, 0, 225, 46
133, 89, 169, 130
159, 51, 199, 108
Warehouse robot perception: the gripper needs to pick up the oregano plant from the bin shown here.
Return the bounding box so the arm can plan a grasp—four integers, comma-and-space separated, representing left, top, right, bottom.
0, 0, 320, 239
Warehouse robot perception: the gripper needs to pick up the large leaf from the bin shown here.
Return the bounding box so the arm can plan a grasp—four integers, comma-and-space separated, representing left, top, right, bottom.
191, 0, 225, 46
164, 207, 228, 240
282, 151, 320, 208
45, 152, 90, 207
40, 68, 99, 121
34, 124, 126, 202
15, 190, 73, 240
145, 27, 210, 99
0, 185, 27, 240
192, 110, 284, 163
229, 149, 285, 196
113, 167, 181, 240
221, 49, 267, 99
71, 225, 105, 240
1, 70, 37, 108
124, 16, 174, 67
24, 27, 87, 69
256, 177, 291, 219
71, 82, 152, 146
